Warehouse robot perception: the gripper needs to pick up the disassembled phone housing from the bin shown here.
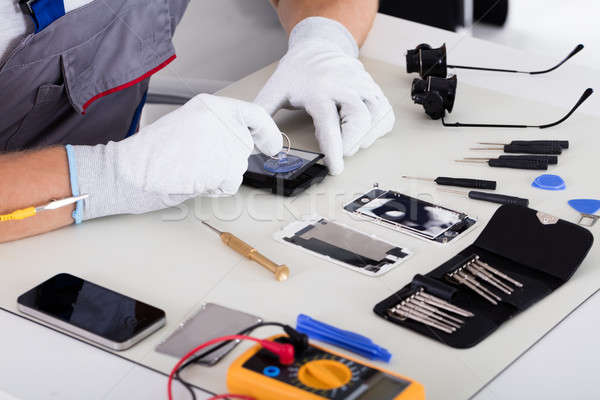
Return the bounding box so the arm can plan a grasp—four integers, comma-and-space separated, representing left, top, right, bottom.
275, 216, 412, 277
344, 185, 477, 244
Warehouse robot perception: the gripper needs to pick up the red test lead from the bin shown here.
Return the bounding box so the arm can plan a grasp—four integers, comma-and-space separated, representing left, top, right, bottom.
168, 335, 295, 400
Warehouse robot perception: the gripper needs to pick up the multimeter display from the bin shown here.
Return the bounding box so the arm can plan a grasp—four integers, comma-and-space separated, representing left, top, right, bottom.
356, 375, 410, 399
240, 337, 410, 399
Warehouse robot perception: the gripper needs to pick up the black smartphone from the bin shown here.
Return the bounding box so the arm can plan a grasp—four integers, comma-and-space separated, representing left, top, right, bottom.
243, 148, 328, 196
17, 273, 166, 351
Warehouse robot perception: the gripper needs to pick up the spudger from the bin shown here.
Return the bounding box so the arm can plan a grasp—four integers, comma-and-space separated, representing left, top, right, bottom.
456, 158, 548, 170
438, 188, 529, 207
401, 176, 497, 190
470, 144, 562, 155
479, 140, 569, 149
464, 155, 558, 165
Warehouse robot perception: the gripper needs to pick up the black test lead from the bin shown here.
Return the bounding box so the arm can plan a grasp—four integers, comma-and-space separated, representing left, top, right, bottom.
479, 140, 569, 149
402, 176, 497, 190
456, 158, 548, 170
438, 188, 529, 207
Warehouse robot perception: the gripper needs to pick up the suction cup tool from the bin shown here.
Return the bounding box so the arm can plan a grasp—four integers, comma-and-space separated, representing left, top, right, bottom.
264, 152, 304, 173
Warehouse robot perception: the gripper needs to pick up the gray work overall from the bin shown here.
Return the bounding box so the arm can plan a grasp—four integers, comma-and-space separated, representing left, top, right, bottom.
0, 0, 190, 152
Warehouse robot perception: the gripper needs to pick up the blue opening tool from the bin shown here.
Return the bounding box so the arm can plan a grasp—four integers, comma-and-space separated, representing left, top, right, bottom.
296, 314, 391, 362
0, 194, 88, 222
568, 199, 600, 227
532, 174, 566, 191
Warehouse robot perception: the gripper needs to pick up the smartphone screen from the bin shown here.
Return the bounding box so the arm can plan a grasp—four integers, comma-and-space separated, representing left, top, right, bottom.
17, 273, 165, 344
350, 190, 464, 239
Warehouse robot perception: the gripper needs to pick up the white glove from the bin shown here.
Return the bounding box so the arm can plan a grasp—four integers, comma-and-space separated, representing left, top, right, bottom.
255, 17, 395, 175
69, 94, 283, 221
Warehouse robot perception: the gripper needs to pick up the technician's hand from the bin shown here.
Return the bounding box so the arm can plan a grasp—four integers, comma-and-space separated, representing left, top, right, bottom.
70, 94, 282, 221
255, 17, 395, 175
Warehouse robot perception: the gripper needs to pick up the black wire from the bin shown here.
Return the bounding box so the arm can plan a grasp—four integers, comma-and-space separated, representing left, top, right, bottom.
441, 88, 593, 129
174, 321, 288, 400
446, 44, 584, 75
174, 324, 258, 400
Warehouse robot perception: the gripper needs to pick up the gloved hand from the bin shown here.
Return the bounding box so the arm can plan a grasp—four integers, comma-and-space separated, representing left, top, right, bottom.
68, 94, 283, 221
255, 17, 395, 175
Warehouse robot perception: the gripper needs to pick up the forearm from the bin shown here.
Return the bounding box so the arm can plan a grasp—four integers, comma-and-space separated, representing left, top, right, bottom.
0, 147, 74, 243
270, 0, 378, 46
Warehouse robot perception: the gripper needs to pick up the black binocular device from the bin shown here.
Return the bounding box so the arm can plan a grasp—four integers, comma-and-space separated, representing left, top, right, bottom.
405, 42, 591, 127
406, 43, 448, 79
411, 75, 456, 120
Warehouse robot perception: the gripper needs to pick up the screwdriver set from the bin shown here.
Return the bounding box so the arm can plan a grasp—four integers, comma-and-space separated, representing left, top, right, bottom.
446, 254, 523, 305
458, 140, 569, 170
387, 288, 474, 334
373, 205, 593, 348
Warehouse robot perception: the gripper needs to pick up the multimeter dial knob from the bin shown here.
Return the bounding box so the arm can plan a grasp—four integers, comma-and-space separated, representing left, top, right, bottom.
297, 360, 352, 390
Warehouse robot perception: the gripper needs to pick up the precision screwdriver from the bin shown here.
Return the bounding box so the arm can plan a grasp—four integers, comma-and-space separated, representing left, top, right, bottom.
201, 221, 290, 281
438, 188, 529, 207
464, 155, 558, 165
470, 143, 562, 155
401, 175, 497, 190
498, 154, 558, 165
479, 140, 569, 149
456, 158, 548, 170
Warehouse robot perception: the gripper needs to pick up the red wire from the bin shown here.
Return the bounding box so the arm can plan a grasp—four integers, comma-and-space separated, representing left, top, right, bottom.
206, 395, 255, 400
167, 334, 262, 400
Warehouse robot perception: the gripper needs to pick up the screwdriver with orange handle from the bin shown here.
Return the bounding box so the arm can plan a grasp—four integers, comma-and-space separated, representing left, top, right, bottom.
0, 194, 88, 222
201, 221, 290, 281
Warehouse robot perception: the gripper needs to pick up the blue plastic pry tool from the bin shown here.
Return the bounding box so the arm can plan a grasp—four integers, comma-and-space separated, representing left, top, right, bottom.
568, 199, 600, 215
568, 199, 600, 227
296, 314, 392, 362
532, 174, 566, 191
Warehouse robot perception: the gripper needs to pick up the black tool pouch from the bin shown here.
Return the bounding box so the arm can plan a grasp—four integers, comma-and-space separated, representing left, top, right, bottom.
373, 205, 594, 348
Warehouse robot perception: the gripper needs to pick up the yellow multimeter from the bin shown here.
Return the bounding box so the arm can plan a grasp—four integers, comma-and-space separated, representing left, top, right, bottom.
227, 335, 425, 400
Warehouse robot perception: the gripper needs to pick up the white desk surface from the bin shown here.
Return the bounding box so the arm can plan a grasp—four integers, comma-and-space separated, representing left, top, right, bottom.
2, 13, 600, 400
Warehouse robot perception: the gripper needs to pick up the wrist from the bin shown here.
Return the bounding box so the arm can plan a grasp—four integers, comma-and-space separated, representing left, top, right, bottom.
289, 16, 359, 58
69, 140, 178, 221
65, 145, 83, 224
69, 143, 130, 221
